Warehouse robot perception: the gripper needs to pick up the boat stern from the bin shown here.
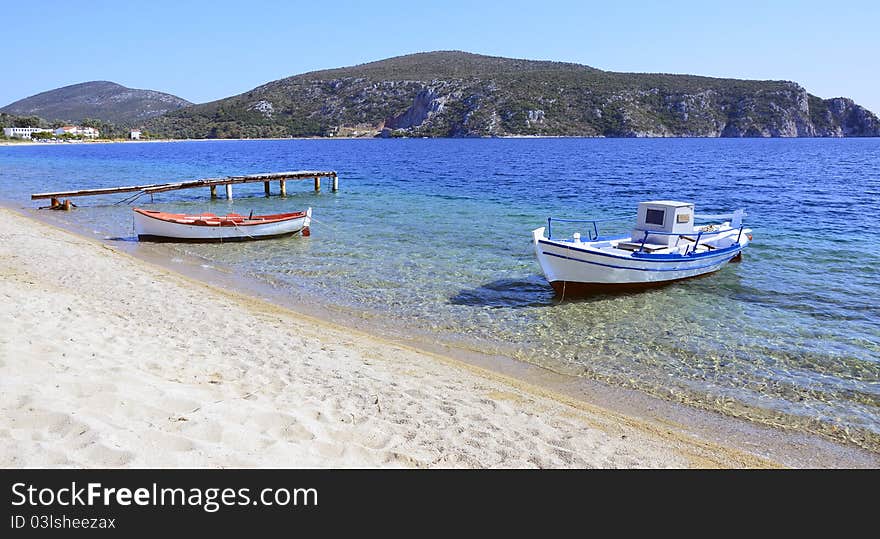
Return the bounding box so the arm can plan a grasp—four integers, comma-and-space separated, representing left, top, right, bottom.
302, 207, 312, 236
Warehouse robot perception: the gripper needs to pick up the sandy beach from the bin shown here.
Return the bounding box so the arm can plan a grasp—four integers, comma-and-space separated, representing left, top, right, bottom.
0, 207, 875, 468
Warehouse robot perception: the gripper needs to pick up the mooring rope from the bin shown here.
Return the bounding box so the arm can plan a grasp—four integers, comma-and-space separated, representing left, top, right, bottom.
114, 190, 147, 205
229, 219, 258, 241
306, 215, 336, 233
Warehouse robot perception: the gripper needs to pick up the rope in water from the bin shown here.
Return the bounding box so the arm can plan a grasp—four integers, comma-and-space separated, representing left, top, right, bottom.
305, 215, 336, 233
114, 190, 147, 205
228, 219, 257, 241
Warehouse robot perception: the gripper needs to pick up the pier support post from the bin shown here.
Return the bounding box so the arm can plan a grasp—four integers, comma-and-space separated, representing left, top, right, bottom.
264, 181, 271, 197
314, 176, 321, 192
280, 180, 287, 197
332, 175, 339, 192
225, 184, 233, 200
210, 185, 217, 198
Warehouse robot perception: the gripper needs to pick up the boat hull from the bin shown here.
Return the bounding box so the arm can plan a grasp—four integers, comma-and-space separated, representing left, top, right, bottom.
136, 230, 301, 243
548, 272, 717, 295
134, 208, 311, 242
532, 227, 747, 295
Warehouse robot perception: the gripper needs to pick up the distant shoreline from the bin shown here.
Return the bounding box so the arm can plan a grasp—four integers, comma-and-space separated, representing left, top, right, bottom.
0, 134, 577, 147
3, 134, 876, 147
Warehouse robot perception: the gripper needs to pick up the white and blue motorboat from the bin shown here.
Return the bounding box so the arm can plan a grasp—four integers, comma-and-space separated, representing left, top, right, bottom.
532, 201, 752, 295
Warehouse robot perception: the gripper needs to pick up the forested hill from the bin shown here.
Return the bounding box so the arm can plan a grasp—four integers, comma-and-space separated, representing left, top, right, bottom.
8, 52, 874, 139
1, 81, 192, 125
145, 51, 880, 139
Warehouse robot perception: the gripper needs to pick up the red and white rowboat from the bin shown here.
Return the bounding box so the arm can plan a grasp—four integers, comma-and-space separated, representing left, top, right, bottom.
133, 207, 311, 242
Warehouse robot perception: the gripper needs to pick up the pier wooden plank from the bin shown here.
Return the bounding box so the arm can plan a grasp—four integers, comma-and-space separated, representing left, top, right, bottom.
32, 171, 338, 201
140, 178, 226, 194
31, 183, 169, 200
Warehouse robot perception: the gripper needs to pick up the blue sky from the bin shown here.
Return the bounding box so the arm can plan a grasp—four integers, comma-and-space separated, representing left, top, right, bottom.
4, 0, 880, 113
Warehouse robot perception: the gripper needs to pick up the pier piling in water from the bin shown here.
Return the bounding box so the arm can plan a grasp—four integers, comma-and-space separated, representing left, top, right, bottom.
210, 185, 217, 198
264, 181, 271, 196
225, 184, 233, 200
314, 176, 321, 192
280, 180, 287, 196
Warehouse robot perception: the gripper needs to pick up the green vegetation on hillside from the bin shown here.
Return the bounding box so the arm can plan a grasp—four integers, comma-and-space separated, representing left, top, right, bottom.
7, 52, 877, 139
145, 51, 879, 139
0, 112, 47, 129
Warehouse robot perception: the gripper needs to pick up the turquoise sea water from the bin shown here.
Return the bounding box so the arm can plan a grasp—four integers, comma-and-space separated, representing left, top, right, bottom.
1, 138, 878, 448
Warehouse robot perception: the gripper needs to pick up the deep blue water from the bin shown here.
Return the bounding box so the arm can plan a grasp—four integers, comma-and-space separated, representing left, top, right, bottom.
1, 138, 878, 447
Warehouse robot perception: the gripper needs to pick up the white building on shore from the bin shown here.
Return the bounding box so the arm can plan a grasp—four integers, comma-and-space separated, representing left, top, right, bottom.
2, 127, 51, 139
130, 129, 142, 140
53, 125, 100, 138
54, 126, 77, 136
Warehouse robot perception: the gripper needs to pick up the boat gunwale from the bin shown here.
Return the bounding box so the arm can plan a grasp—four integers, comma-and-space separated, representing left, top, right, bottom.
133, 208, 308, 227
540, 248, 740, 273
536, 237, 745, 263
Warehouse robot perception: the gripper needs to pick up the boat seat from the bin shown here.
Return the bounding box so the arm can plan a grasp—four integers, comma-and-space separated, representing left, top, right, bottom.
615, 241, 670, 253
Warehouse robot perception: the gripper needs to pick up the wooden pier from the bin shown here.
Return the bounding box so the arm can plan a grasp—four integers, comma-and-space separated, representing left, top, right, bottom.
31, 170, 338, 203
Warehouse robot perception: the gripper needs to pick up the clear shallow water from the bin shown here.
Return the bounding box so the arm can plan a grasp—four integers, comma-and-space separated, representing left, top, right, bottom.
2, 138, 878, 448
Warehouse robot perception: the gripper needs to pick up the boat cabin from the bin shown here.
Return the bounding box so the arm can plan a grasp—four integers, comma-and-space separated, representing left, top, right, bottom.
628, 201, 694, 249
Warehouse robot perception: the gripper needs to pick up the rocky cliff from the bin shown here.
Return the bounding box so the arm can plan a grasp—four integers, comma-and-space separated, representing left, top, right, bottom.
145, 51, 880, 138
